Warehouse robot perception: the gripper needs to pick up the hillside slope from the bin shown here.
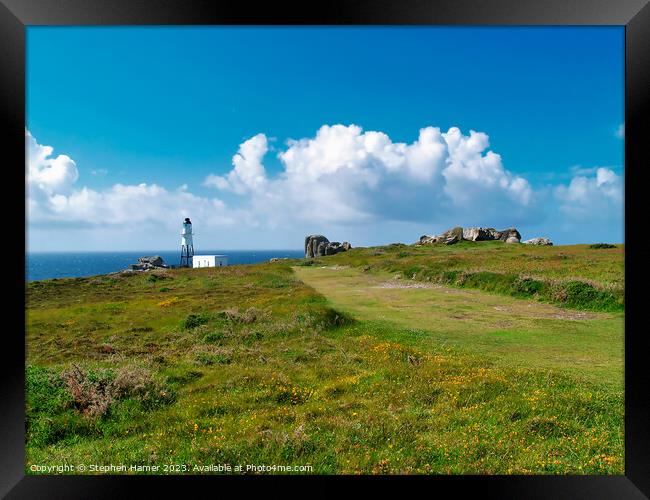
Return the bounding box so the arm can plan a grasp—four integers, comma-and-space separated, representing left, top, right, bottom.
25, 243, 624, 474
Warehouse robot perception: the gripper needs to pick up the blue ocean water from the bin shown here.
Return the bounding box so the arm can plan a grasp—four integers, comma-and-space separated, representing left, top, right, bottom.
26, 250, 304, 282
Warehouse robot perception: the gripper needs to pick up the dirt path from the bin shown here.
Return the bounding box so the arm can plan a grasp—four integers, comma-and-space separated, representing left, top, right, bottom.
293, 265, 623, 389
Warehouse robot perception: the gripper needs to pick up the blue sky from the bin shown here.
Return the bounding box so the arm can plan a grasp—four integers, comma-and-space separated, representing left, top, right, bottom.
26, 27, 624, 251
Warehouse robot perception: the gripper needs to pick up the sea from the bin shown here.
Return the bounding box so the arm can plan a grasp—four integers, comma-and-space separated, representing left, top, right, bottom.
26, 250, 305, 282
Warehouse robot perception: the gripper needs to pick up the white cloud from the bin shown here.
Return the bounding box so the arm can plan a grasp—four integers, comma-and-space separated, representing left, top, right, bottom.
554, 167, 623, 218
206, 124, 533, 226
26, 130, 240, 231
27, 125, 623, 248
203, 133, 268, 194
441, 127, 532, 207
26, 129, 78, 195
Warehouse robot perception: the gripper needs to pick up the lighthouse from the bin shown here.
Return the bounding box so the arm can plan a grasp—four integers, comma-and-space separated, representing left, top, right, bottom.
180, 217, 194, 267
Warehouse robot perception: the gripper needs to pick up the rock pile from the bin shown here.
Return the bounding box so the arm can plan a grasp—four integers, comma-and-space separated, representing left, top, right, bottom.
522, 237, 553, 246
129, 255, 168, 271
304, 235, 352, 258
419, 226, 522, 245
420, 226, 464, 245
462, 227, 521, 243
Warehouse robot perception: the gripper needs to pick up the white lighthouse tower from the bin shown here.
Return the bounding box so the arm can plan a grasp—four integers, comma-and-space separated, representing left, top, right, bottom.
180, 217, 194, 267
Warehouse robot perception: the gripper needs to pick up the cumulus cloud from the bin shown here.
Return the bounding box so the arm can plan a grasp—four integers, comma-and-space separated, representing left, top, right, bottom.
26, 130, 239, 231
554, 167, 623, 218
205, 124, 533, 226
27, 129, 78, 195
203, 133, 268, 194
38, 183, 234, 226
27, 125, 623, 248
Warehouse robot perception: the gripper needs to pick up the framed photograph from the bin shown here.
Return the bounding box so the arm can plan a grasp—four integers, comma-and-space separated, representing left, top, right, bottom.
3, 0, 648, 497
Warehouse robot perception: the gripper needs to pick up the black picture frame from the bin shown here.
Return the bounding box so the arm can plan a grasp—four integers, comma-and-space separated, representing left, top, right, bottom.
3, 0, 648, 497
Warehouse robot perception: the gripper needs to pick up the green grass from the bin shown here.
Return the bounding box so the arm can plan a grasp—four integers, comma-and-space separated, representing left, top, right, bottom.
293, 267, 623, 390
25, 246, 623, 475
301, 241, 624, 312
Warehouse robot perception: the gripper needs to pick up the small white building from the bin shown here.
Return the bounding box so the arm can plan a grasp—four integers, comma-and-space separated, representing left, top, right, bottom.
192, 255, 228, 268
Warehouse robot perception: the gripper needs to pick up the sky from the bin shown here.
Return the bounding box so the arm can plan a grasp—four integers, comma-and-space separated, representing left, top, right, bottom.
26, 26, 624, 251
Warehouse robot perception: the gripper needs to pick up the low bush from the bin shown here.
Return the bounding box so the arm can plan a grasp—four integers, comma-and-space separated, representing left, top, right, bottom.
217, 307, 264, 324
512, 277, 546, 297
202, 331, 225, 343
61, 364, 115, 417
553, 281, 622, 311
182, 313, 210, 330
26, 363, 174, 447
308, 306, 355, 329
60, 364, 174, 417
590, 243, 617, 249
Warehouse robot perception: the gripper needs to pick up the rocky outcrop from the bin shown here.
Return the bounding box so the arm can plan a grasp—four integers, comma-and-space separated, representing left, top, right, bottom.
492, 228, 521, 243
462, 227, 495, 241
420, 226, 463, 245
463, 227, 521, 243
523, 237, 553, 246
129, 255, 167, 271
305, 235, 327, 258
304, 235, 352, 258
439, 226, 463, 245
419, 226, 522, 245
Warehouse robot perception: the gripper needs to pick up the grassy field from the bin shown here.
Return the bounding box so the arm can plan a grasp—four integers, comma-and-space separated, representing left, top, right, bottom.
25, 242, 624, 474
304, 241, 624, 312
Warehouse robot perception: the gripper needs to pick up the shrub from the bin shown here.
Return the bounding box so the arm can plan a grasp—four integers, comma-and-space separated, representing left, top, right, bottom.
203, 331, 225, 343
217, 307, 264, 324
243, 331, 264, 346
111, 366, 153, 399
60, 364, 115, 417
512, 277, 545, 297
556, 280, 622, 311
241, 307, 261, 324
308, 306, 354, 329
57, 364, 174, 418
403, 266, 422, 278
182, 313, 210, 330
461, 271, 517, 293
441, 271, 459, 284
159, 287, 171, 292
590, 243, 617, 249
